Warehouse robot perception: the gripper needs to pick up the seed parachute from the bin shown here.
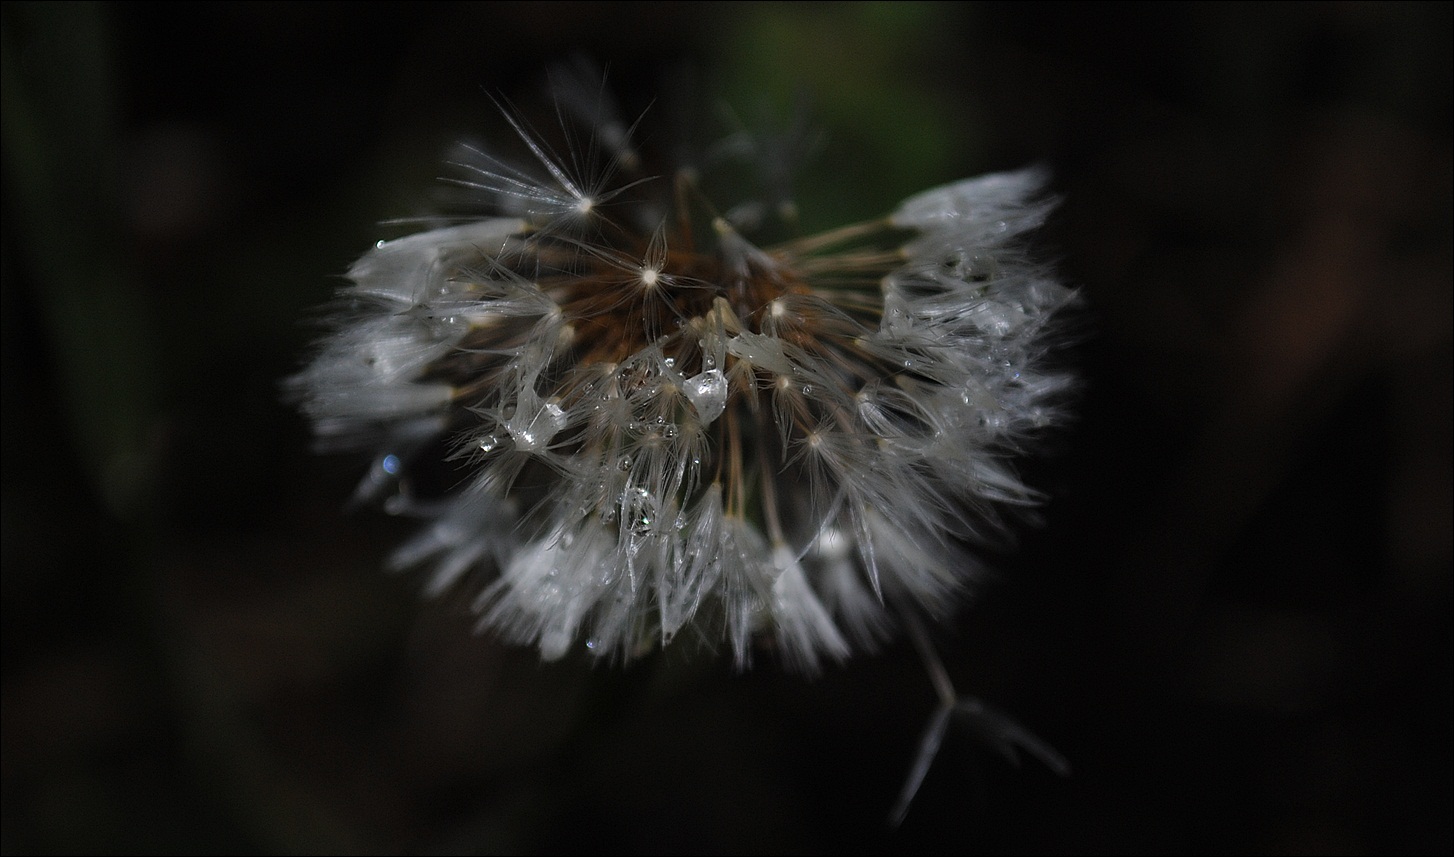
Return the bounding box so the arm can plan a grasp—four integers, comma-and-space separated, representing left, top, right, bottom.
288, 77, 1076, 673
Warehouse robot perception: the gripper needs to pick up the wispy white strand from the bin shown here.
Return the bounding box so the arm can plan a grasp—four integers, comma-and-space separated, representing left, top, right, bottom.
288, 80, 1075, 676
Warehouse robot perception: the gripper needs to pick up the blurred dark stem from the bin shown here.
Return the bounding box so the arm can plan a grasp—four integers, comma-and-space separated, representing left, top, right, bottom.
2, 1, 159, 518
3, 3, 346, 851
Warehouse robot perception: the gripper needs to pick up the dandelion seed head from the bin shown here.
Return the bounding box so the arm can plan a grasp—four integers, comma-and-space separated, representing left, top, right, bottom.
287, 75, 1076, 673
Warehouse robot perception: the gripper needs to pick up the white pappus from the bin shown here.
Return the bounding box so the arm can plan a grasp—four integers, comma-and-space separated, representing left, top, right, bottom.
288, 74, 1076, 817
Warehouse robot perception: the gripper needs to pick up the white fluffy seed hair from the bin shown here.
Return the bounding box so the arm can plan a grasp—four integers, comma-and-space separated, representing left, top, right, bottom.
288, 76, 1077, 673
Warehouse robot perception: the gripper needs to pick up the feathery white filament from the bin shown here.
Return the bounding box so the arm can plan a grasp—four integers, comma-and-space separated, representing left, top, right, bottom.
288, 82, 1074, 674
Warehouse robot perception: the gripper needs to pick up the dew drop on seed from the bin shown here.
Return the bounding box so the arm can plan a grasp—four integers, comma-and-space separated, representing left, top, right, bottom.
508, 402, 567, 452
979, 412, 1008, 433
683, 369, 727, 425
381, 454, 401, 475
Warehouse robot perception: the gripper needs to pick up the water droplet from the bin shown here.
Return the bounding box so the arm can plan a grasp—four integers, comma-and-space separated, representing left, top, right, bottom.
508, 401, 567, 452
381, 454, 401, 475
683, 369, 727, 425
627, 487, 659, 537
478, 435, 499, 453
979, 412, 1008, 433
815, 527, 851, 560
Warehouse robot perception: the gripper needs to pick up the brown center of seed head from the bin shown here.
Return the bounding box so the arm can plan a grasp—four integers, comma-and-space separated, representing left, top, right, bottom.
539, 230, 813, 374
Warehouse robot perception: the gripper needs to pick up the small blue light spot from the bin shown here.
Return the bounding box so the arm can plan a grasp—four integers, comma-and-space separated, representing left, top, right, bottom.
381, 454, 401, 475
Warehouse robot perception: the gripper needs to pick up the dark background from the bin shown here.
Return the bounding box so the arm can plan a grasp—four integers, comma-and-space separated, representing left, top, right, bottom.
3, 2, 1450, 854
